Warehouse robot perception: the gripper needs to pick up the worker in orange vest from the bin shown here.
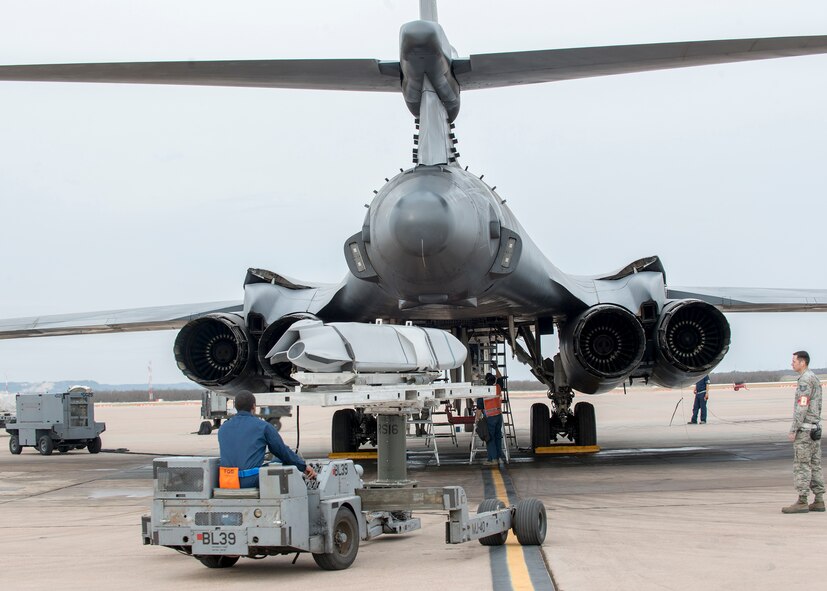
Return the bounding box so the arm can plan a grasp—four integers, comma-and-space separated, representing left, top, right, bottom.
476, 370, 504, 466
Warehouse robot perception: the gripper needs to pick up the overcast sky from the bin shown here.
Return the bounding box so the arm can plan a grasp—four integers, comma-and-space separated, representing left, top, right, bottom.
1, 0, 826, 386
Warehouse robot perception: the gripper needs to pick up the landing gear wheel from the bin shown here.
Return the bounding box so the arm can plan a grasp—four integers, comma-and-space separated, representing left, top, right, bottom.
37, 434, 54, 456
477, 499, 508, 546
267, 417, 282, 431
574, 402, 597, 446
198, 421, 212, 435
57, 445, 70, 454
530, 403, 550, 450
313, 508, 359, 570
87, 436, 102, 454
513, 498, 547, 546
331, 409, 358, 453
195, 555, 239, 568
9, 435, 22, 455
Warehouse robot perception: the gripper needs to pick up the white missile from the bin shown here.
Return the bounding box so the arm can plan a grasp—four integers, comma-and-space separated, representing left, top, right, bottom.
266, 319, 466, 373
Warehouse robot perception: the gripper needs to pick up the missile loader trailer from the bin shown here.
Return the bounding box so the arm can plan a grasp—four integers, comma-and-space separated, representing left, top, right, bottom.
142, 457, 547, 570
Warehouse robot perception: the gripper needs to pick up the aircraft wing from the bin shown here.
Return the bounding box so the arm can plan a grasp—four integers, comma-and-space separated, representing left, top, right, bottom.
0, 59, 402, 91
0, 301, 242, 340
453, 35, 827, 90
666, 287, 827, 313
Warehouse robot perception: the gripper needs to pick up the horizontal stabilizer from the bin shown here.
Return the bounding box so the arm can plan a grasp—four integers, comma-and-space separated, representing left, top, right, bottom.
666, 287, 827, 313
454, 35, 827, 90
0, 301, 242, 339
0, 59, 402, 91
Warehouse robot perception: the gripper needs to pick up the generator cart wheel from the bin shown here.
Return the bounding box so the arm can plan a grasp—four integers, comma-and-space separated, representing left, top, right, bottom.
313, 508, 359, 570
195, 555, 239, 569
198, 421, 212, 435
37, 434, 54, 456
477, 498, 508, 546
9, 435, 22, 455
87, 436, 102, 454
513, 498, 547, 546
57, 445, 70, 454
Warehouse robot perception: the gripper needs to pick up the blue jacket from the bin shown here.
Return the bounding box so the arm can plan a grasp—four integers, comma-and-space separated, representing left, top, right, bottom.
218, 411, 306, 487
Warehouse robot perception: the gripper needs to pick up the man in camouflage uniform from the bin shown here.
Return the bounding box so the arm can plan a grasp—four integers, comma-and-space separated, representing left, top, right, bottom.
782, 351, 824, 514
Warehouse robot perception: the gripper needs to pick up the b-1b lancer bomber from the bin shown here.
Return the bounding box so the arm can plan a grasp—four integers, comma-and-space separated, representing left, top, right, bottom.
2, 1, 827, 451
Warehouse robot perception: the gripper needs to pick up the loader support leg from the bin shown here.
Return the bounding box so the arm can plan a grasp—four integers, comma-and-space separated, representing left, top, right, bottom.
374, 413, 414, 487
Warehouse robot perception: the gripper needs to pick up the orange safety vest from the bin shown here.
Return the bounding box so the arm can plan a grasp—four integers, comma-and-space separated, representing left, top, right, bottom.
483, 385, 502, 417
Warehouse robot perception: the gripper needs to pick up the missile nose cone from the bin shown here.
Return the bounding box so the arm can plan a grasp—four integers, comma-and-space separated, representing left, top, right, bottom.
389, 189, 454, 256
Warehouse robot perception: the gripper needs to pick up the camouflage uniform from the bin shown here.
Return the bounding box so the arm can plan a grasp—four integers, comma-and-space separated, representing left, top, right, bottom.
790, 369, 824, 496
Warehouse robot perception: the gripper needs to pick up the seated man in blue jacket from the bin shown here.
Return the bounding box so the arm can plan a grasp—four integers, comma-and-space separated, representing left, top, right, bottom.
218, 391, 316, 488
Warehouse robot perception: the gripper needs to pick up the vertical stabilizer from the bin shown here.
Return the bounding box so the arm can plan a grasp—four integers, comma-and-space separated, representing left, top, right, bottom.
420, 0, 438, 22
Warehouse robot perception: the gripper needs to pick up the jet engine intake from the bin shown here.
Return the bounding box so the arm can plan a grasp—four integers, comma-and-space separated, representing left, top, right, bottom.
174, 314, 252, 388
651, 299, 730, 387
559, 304, 646, 394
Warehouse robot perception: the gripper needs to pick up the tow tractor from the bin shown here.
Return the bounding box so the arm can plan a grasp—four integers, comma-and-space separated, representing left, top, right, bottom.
141, 456, 546, 570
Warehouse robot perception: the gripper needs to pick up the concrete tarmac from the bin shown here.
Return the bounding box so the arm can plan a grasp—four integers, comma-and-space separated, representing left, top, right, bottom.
0, 384, 824, 591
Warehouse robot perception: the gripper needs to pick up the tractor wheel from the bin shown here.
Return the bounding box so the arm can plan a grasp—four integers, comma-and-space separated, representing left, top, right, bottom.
312, 508, 359, 570
477, 498, 508, 546
196, 555, 239, 568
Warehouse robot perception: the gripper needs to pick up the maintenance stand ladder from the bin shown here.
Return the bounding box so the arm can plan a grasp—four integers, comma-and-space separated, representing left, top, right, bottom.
489, 338, 518, 453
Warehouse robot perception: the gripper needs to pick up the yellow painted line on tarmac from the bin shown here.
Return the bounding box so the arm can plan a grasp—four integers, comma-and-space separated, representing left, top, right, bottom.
490, 467, 535, 591
327, 451, 378, 459
534, 445, 600, 455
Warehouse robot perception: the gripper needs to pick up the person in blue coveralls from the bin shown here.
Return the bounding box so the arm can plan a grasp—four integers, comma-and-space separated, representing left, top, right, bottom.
218, 391, 316, 488
688, 375, 711, 424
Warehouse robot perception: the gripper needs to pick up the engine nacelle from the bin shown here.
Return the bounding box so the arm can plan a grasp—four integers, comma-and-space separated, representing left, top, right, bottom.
650, 299, 731, 388
174, 313, 253, 388
256, 313, 318, 381
559, 304, 646, 394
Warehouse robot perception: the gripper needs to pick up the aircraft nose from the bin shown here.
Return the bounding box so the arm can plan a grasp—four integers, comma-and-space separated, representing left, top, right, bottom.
389, 189, 454, 256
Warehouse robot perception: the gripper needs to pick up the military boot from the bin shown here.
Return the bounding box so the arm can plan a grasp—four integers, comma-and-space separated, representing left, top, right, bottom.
782, 496, 810, 514
809, 495, 825, 512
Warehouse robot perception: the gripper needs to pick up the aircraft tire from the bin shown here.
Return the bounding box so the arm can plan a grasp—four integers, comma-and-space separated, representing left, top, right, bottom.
37, 434, 54, 456
9, 435, 22, 455
331, 409, 358, 453
195, 555, 239, 569
513, 498, 547, 545
477, 498, 508, 546
530, 403, 550, 450
198, 421, 212, 435
87, 436, 102, 454
574, 402, 597, 446
312, 508, 359, 570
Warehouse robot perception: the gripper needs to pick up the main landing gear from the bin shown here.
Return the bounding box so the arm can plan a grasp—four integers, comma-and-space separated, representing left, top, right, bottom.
331, 408, 377, 453
530, 393, 596, 450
